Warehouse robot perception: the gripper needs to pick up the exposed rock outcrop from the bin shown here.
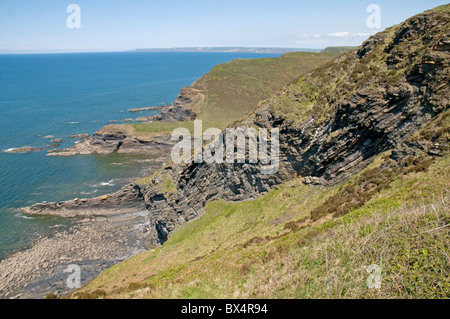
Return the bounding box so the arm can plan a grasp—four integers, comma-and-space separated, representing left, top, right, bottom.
4, 146, 44, 154
0, 209, 153, 299
20, 184, 147, 218
48, 127, 176, 157
128, 106, 164, 112
5, 143, 62, 154
67, 133, 90, 139
138, 87, 203, 122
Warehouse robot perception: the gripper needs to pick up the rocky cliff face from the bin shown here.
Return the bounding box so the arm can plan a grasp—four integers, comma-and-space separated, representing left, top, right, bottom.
24, 6, 450, 248
147, 87, 203, 122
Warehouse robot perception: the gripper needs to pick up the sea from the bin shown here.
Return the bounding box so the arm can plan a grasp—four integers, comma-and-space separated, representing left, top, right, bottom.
0, 51, 280, 260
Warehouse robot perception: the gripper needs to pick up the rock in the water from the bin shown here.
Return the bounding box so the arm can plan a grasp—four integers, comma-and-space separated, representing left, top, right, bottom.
19, 184, 147, 218
4, 146, 43, 153
128, 106, 164, 112
67, 133, 90, 139
49, 126, 175, 157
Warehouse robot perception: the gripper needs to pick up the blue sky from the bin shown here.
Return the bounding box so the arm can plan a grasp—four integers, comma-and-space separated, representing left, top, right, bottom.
0, 0, 447, 53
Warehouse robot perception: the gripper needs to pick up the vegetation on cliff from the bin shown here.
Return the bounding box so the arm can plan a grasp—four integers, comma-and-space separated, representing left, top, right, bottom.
191, 51, 340, 129
321, 46, 357, 54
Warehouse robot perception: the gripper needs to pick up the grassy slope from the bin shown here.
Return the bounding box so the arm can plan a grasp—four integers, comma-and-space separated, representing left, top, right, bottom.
191, 52, 339, 129
321, 46, 358, 54
73, 113, 449, 299
96, 122, 196, 140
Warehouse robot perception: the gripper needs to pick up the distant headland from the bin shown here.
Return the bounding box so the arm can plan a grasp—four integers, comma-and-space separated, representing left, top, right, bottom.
134, 47, 322, 54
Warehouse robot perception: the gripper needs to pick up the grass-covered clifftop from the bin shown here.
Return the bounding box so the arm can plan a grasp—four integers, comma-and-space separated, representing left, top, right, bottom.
321, 46, 357, 54
191, 51, 339, 129
268, 7, 449, 128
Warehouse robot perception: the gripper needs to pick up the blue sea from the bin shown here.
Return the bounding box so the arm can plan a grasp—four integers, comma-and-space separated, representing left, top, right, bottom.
0, 51, 280, 260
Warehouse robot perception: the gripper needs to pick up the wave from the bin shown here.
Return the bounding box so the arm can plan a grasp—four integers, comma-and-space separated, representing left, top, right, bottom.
93, 180, 115, 187
80, 190, 98, 195
15, 213, 34, 220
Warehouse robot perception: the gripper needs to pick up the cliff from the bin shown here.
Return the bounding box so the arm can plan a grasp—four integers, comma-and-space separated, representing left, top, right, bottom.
142, 87, 203, 122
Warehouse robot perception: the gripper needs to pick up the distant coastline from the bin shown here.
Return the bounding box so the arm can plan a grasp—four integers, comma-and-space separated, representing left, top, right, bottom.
135, 47, 322, 54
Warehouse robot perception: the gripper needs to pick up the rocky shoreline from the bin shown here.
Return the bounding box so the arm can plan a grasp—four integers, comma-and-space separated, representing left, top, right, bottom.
0, 144, 169, 299
128, 106, 165, 112
0, 173, 162, 298
0, 157, 175, 299
0, 206, 153, 299
4, 83, 202, 157
19, 183, 147, 218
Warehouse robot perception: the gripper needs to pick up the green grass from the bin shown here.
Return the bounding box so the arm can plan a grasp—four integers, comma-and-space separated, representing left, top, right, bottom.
321, 47, 357, 54
131, 121, 195, 138
97, 122, 195, 140
195, 52, 339, 129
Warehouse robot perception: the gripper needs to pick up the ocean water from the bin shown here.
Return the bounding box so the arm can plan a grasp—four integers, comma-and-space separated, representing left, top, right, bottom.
0, 51, 280, 260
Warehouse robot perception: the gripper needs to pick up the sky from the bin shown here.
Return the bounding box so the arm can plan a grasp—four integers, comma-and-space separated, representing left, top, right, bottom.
0, 0, 447, 53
